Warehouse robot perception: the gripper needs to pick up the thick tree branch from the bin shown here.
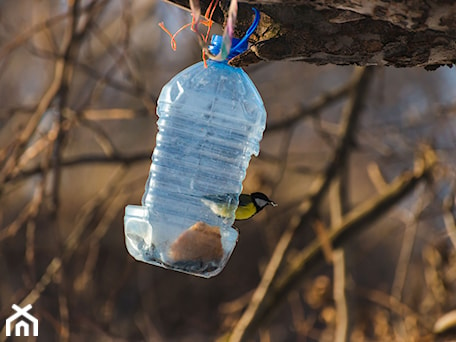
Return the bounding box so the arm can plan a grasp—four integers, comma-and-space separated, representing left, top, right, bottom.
166, 0, 456, 68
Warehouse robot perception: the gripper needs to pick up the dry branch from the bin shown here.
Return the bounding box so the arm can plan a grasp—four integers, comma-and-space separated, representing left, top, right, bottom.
229, 145, 437, 341
266, 72, 357, 132
4, 152, 151, 183
0, 167, 128, 340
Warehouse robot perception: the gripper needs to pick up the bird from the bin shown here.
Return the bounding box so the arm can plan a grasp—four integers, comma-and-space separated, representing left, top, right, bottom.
201, 192, 277, 220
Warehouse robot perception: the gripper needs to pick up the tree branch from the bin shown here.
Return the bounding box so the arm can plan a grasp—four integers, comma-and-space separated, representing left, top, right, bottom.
165, 0, 456, 68
4, 152, 151, 183
229, 145, 437, 341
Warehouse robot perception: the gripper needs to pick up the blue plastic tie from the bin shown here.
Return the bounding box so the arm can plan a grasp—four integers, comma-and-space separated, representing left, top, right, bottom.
208, 7, 260, 60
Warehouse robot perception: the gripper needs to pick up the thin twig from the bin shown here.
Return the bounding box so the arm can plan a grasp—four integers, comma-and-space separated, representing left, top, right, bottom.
25, 219, 37, 284
5, 152, 151, 183
74, 191, 129, 292
333, 249, 348, 342
76, 118, 119, 157
49, 0, 80, 213
23, 45, 153, 102
55, 268, 70, 342
330, 175, 349, 342
442, 192, 456, 249
0, 180, 45, 241
391, 188, 429, 301
266, 70, 366, 132
367, 162, 388, 192
81, 108, 145, 120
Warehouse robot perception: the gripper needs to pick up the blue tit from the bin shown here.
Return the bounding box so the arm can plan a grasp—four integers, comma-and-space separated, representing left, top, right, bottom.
201, 192, 277, 220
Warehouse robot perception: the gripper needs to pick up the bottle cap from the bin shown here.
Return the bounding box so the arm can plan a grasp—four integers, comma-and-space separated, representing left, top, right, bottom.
208, 35, 248, 60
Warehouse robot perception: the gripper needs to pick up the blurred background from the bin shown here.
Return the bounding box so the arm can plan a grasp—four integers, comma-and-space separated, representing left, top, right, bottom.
2, 0, 456, 341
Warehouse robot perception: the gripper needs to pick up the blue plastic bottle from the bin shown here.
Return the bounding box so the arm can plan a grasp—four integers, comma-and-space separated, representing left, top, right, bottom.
124, 34, 266, 278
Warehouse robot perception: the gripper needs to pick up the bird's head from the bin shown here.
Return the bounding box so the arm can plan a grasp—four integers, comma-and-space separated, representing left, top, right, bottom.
251, 192, 278, 211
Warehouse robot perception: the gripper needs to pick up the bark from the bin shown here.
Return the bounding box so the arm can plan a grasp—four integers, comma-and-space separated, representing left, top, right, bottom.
166, 0, 456, 68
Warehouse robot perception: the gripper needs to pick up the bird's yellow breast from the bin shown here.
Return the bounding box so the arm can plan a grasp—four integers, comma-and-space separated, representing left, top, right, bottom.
235, 202, 257, 220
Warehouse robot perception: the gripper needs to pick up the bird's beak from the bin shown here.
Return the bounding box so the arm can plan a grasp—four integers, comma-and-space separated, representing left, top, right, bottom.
270, 201, 278, 207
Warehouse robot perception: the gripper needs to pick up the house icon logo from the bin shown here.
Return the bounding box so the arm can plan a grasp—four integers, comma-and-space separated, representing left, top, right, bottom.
5, 304, 38, 337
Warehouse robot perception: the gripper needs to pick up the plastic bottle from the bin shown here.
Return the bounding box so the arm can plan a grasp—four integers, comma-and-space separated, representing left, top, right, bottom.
124, 34, 266, 278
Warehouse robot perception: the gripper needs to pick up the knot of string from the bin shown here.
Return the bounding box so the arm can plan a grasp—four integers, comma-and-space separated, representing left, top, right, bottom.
159, 0, 260, 66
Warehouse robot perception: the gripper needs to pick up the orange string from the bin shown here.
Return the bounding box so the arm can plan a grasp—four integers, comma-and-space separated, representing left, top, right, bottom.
202, 0, 218, 42
159, 0, 218, 54
159, 22, 192, 51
